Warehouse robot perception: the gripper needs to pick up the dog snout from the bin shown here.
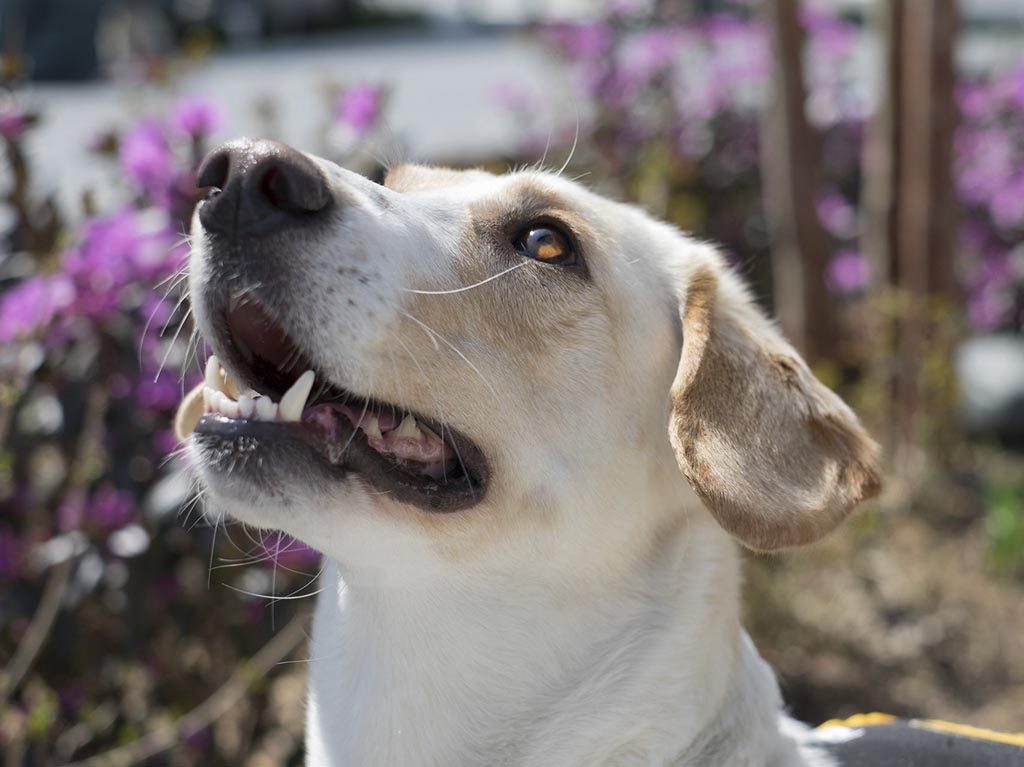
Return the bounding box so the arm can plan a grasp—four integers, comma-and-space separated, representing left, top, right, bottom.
196, 138, 331, 237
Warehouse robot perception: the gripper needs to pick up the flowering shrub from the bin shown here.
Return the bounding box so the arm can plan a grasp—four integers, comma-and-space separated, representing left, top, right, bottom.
956, 66, 1024, 330
1, 3, 1023, 760
0, 85, 382, 765
532, 6, 1023, 329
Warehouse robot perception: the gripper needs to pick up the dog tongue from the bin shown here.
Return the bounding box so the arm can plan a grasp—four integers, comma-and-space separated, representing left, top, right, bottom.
365, 432, 450, 467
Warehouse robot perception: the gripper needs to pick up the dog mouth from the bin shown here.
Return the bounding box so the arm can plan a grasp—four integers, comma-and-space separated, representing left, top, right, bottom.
190, 297, 488, 512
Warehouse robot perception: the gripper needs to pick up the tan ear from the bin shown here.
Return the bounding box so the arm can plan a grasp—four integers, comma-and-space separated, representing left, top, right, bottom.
669, 266, 881, 551
174, 383, 205, 442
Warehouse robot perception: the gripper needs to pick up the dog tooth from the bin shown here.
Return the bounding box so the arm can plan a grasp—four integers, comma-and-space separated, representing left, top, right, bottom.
205, 356, 223, 392
203, 386, 213, 412
395, 414, 420, 439
238, 395, 255, 419
213, 391, 230, 414
363, 414, 383, 439
420, 424, 441, 442
255, 396, 278, 421
278, 370, 315, 422
220, 397, 241, 419
222, 371, 241, 399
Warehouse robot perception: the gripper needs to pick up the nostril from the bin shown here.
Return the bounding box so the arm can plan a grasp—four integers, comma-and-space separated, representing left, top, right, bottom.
254, 156, 329, 214
197, 147, 230, 190
258, 158, 330, 215
260, 166, 282, 206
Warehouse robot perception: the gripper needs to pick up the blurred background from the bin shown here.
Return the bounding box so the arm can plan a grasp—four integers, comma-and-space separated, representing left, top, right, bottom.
1, 0, 1023, 764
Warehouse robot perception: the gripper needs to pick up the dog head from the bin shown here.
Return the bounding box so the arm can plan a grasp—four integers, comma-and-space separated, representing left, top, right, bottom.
176, 138, 880, 580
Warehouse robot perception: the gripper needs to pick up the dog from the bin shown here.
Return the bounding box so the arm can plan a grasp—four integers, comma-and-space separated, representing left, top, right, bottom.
174, 137, 887, 766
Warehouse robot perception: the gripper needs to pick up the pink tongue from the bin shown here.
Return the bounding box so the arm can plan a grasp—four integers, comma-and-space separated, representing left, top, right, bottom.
332, 403, 457, 478
366, 433, 450, 465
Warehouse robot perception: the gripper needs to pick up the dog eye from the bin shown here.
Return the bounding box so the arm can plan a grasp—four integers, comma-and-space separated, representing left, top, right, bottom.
514, 224, 576, 266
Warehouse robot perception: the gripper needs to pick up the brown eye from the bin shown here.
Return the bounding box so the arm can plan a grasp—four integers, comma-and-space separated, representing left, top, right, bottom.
514, 224, 576, 266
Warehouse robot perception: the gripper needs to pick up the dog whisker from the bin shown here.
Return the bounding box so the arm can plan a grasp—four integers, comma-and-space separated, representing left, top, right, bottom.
401, 261, 529, 296
399, 311, 497, 399
556, 104, 581, 178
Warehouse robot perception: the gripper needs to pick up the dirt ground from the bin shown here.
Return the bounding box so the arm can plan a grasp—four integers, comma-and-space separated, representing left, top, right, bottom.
745, 456, 1024, 732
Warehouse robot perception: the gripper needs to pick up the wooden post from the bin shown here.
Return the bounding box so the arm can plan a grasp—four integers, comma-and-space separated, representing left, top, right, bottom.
862, 0, 958, 455
761, 0, 834, 362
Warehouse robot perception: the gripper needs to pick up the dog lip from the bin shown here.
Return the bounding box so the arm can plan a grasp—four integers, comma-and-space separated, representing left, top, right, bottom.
193, 407, 489, 512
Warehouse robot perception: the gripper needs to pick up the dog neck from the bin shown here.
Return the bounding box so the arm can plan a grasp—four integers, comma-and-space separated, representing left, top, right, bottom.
303, 513, 814, 767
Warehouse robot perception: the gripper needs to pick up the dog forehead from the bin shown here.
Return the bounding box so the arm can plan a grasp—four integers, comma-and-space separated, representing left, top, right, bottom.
383, 164, 586, 214
383, 163, 496, 194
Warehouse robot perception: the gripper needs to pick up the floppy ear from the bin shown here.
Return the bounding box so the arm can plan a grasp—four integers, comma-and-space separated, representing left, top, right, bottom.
175, 383, 205, 442
668, 264, 881, 551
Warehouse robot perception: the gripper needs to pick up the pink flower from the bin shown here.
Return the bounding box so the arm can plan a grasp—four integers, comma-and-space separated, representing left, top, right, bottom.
135, 379, 181, 411
542, 22, 613, 59
968, 283, 1011, 330
57, 496, 85, 532
0, 274, 75, 343
120, 120, 174, 197
0, 108, 28, 141
801, 5, 856, 60
827, 250, 868, 294
335, 85, 382, 135
170, 96, 223, 138
816, 192, 857, 238
86, 486, 134, 530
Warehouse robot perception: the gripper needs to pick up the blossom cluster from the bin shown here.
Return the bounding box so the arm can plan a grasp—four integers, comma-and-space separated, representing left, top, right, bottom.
536, 8, 1023, 329
0, 84, 380, 764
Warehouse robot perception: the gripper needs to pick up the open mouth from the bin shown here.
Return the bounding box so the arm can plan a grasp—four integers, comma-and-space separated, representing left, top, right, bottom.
192, 298, 488, 512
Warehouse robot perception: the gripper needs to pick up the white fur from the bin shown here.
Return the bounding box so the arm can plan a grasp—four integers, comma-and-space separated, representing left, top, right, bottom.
186, 158, 849, 766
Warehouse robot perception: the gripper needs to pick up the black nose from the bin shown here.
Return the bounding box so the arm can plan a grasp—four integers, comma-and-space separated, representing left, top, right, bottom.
196, 138, 331, 237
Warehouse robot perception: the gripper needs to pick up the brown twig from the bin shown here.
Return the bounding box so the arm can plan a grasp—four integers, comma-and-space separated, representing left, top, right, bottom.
0, 555, 75, 704
0, 387, 108, 705
62, 610, 309, 767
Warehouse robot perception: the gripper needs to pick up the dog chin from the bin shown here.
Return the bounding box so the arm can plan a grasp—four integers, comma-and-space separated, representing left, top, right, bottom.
188, 431, 352, 532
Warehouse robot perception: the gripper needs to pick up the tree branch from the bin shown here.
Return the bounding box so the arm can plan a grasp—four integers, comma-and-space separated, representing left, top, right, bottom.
62, 610, 309, 767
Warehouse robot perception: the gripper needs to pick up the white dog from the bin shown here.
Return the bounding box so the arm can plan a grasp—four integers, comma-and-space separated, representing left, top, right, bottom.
175, 138, 883, 767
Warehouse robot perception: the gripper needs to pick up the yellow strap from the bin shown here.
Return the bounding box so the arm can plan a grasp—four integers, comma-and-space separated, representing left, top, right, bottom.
817, 712, 897, 730
912, 719, 1024, 748
817, 712, 1024, 747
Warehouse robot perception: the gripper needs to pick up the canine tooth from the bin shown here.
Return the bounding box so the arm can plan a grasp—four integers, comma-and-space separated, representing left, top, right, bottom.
205, 356, 223, 392
255, 396, 278, 421
363, 414, 382, 439
222, 371, 240, 399
238, 395, 255, 419
394, 414, 420, 439
420, 424, 441, 442
278, 370, 315, 422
